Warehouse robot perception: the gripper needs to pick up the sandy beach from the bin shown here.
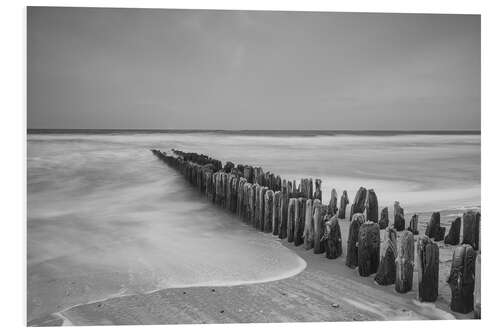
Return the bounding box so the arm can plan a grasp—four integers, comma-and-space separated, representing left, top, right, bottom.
28, 208, 477, 326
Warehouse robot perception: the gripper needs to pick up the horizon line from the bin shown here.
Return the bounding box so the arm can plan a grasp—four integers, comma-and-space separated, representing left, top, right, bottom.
27, 128, 481, 133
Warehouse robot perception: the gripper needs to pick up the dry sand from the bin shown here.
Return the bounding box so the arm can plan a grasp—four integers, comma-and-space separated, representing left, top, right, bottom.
29, 208, 477, 326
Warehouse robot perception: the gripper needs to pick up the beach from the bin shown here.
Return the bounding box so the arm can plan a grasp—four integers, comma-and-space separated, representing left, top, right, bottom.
30, 208, 474, 326
27, 131, 480, 325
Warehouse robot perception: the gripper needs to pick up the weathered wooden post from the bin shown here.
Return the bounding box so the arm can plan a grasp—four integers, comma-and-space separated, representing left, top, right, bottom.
241, 182, 248, 221
249, 184, 257, 226
374, 227, 397, 285
395, 231, 414, 293
304, 178, 313, 199
379, 207, 389, 229
272, 191, 281, 236
324, 215, 342, 259
444, 217, 461, 245
358, 221, 380, 277
475, 212, 481, 250
338, 190, 349, 219
225, 174, 233, 212
243, 166, 253, 183
215, 172, 223, 206
350, 187, 367, 220
223, 161, 235, 173
303, 199, 315, 250
407, 214, 419, 235
346, 213, 365, 268
279, 180, 289, 239
462, 211, 480, 250
254, 167, 264, 185
313, 200, 327, 254
205, 170, 215, 203
237, 178, 246, 217
425, 212, 445, 241
253, 184, 261, 228
394, 201, 405, 231
264, 190, 274, 233
287, 198, 297, 242
474, 253, 481, 318
328, 188, 338, 216
258, 186, 268, 231
417, 236, 439, 302
221, 173, 229, 208
447, 244, 476, 314
232, 175, 240, 213
294, 198, 306, 246
313, 179, 322, 202
365, 189, 379, 223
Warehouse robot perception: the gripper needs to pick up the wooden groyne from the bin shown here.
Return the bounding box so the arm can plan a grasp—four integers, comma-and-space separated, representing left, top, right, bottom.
151, 148, 480, 316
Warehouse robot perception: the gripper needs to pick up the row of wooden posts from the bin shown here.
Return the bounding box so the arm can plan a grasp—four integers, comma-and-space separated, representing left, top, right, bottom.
151, 149, 481, 317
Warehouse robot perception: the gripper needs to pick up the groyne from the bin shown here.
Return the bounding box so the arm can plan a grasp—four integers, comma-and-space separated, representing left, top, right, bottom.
151, 148, 481, 317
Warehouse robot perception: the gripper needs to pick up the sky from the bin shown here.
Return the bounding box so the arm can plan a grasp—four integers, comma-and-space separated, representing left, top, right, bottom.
27, 7, 480, 130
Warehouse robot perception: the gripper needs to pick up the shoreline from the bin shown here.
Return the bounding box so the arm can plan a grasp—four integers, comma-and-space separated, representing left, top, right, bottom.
28, 208, 477, 326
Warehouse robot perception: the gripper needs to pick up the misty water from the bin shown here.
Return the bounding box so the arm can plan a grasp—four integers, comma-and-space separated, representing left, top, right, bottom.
27, 131, 480, 321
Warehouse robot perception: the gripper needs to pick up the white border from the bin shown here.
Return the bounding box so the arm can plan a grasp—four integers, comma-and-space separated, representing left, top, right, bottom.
2, 1, 498, 332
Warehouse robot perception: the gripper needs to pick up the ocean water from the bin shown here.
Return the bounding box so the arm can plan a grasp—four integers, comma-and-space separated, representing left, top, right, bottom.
27, 131, 480, 321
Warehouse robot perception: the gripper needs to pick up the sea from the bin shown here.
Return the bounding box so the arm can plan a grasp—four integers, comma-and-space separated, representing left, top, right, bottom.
27, 130, 480, 322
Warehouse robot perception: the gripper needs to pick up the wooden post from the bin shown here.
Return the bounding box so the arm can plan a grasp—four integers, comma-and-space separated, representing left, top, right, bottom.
346, 213, 365, 268
313, 179, 322, 202
279, 180, 289, 239
250, 184, 257, 226
243, 166, 253, 183
232, 175, 240, 213
254, 167, 264, 185
395, 231, 414, 293
379, 207, 389, 229
287, 198, 297, 242
294, 198, 306, 246
474, 253, 481, 318
214, 172, 223, 206
259, 186, 267, 231
222, 173, 229, 209
358, 221, 380, 277
324, 215, 342, 259
264, 190, 274, 233
272, 191, 281, 236
407, 214, 419, 235
393, 201, 405, 231
350, 187, 367, 220
444, 217, 461, 245
425, 212, 445, 241
205, 170, 214, 203
365, 189, 379, 223
417, 236, 439, 302
328, 188, 338, 216
475, 212, 481, 250
236, 178, 246, 217
313, 200, 327, 254
305, 178, 313, 199
226, 174, 234, 212
338, 190, 349, 219
463, 211, 480, 250
211, 172, 217, 203
374, 227, 397, 285
243, 181, 249, 221
303, 199, 315, 250
254, 184, 261, 228
447, 244, 476, 314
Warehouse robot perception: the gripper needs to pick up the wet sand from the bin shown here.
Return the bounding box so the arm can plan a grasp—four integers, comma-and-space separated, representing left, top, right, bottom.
29, 209, 477, 326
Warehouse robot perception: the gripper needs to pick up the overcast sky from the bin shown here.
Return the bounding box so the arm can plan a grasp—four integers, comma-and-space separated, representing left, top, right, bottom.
27, 7, 480, 130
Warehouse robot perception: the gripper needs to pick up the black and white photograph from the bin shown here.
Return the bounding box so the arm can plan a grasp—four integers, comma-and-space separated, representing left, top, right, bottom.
23, 3, 485, 328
